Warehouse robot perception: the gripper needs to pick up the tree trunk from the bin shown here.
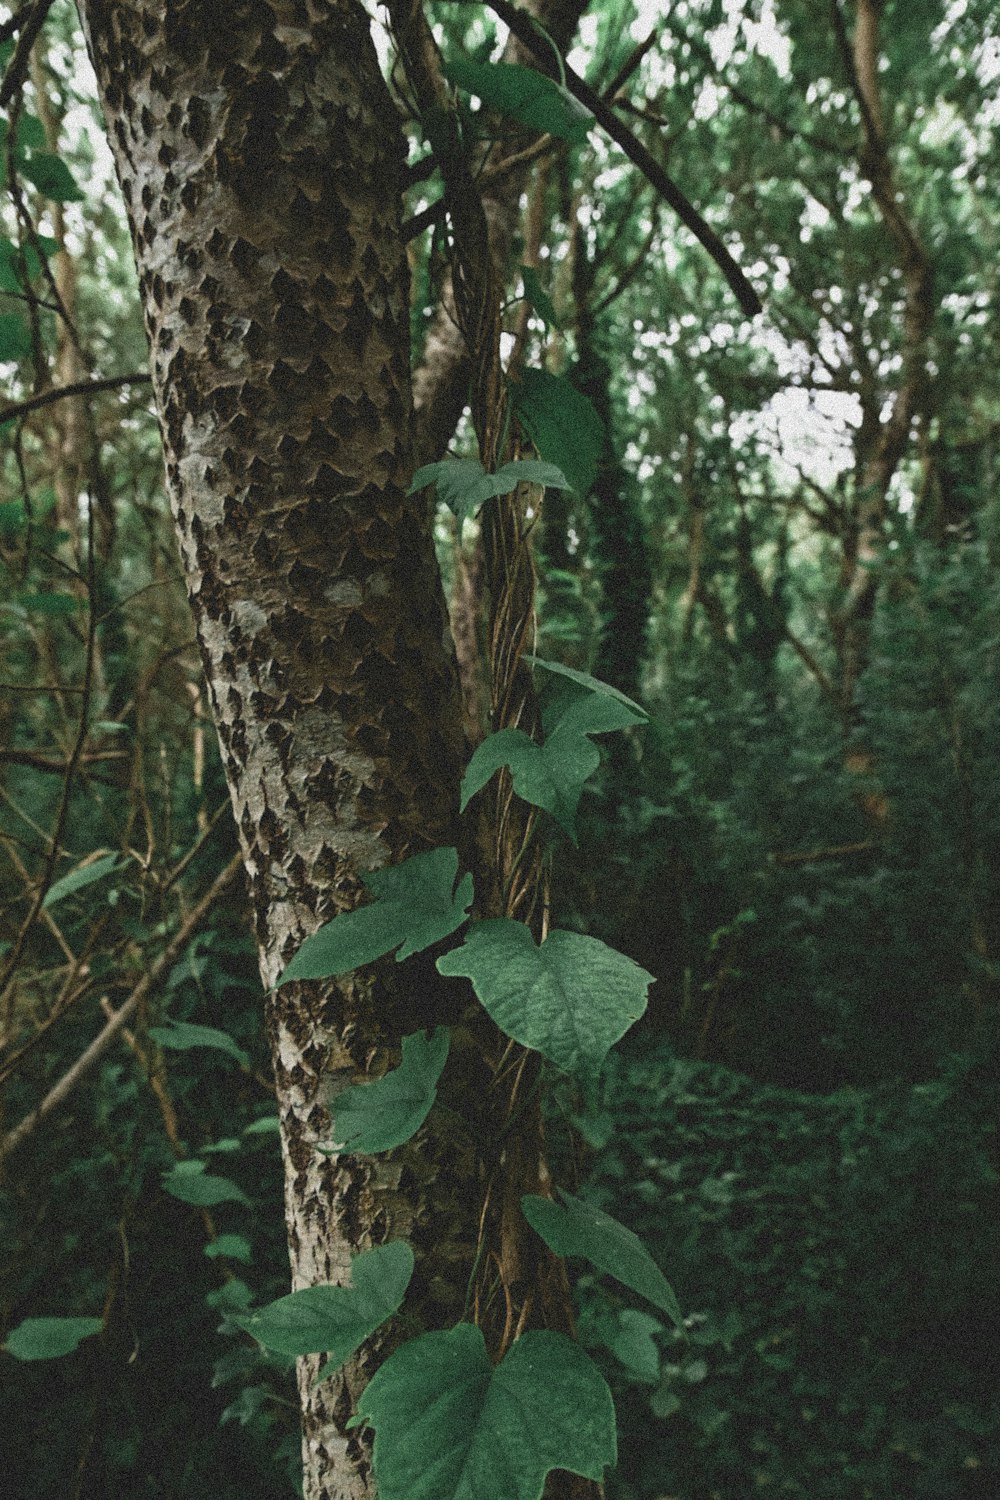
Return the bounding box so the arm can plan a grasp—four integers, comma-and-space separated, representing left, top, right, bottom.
76, 5, 471, 1496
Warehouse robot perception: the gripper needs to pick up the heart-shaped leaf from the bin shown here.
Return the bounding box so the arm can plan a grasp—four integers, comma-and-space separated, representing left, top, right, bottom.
437, 921, 652, 1075
526, 655, 648, 724
410, 459, 569, 525
460, 726, 599, 839
355, 1323, 616, 1500
320, 1027, 451, 1154
512, 370, 605, 498
232, 1241, 413, 1366
161, 1161, 250, 1208
277, 848, 473, 986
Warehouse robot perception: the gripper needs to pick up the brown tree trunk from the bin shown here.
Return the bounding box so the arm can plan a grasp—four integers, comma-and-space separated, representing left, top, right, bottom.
830, 0, 934, 717
76, 5, 471, 1497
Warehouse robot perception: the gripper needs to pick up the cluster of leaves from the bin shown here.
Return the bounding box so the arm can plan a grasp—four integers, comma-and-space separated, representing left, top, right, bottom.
233, 645, 672, 1498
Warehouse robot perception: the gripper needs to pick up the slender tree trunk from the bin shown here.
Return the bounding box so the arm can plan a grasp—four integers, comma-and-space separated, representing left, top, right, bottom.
76, 5, 470, 1496
830, 0, 934, 717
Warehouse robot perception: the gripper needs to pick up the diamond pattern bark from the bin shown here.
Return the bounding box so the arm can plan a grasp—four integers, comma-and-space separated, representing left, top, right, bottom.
76, 4, 469, 1496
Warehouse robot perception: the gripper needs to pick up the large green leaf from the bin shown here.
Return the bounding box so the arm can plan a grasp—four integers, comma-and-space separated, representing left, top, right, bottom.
521, 1189, 684, 1328
233, 1242, 413, 1365
460, 726, 600, 839
410, 458, 569, 526
443, 58, 592, 145
276, 847, 473, 986
320, 1027, 450, 1154
5, 1316, 103, 1361
42, 853, 122, 909
512, 370, 604, 498
437, 921, 652, 1075
355, 1324, 616, 1500
147, 1018, 250, 1069
161, 1161, 250, 1208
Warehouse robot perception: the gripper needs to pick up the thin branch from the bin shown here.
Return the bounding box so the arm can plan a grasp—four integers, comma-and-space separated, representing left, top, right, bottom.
604, 27, 658, 101
475, 0, 763, 317
770, 839, 876, 865
784, 627, 837, 701
0, 0, 55, 110
1, 853, 243, 1160
671, 14, 849, 157
0, 748, 128, 772
0, 372, 152, 429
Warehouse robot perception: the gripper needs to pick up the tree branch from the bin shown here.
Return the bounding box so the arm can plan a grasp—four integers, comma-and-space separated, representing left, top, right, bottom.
477, 0, 764, 317
1, 853, 243, 1160
0, 372, 152, 429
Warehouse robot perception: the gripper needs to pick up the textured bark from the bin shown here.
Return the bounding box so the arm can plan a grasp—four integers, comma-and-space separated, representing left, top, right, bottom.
76, 4, 470, 1497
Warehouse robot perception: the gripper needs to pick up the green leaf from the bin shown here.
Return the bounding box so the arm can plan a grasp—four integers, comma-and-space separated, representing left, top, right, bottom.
205, 1234, 254, 1265
19, 151, 84, 202
148, 1019, 250, 1069
276, 848, 473, 986
356, 1324, 615, 1500
243, 1115, 280, 1136
4, 1316, 103, 1361
512, 369, 605, 497
525, 655, 648, 723
0, 500, 26, 535
161, 1161, 250, 1208
410, 458, 570, 525
443, 58, 593, 145
461, 669, 645, 837
578, 1304, 664, 1384
521, 1189, 684, 1328
232, 1242, 413, 1364
460, 726, 599, 839
410, 458, 496, 522
0, 311, 32, 362
321, 1027, 451, 1154
42, 853, 122, 909
16, 115, 47, 153
437, 921, 652, 1075
520, 264, 562, 329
